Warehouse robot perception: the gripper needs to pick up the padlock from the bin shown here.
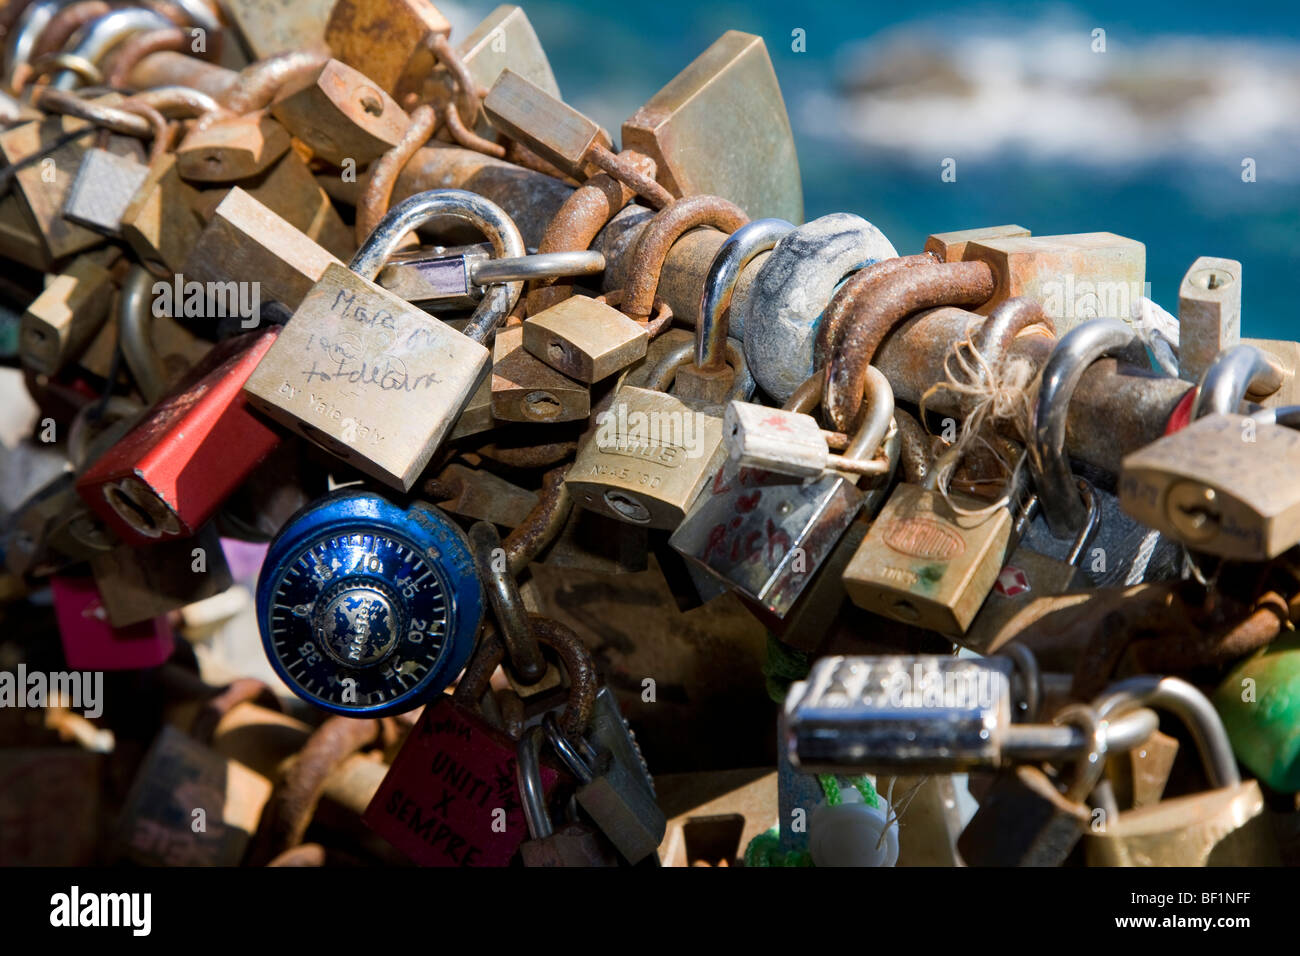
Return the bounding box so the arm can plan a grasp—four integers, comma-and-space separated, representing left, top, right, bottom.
113, 725, 272, 866
362, 622, 595, 866
1189, 341, 1287, 422
175, 110, 291, 183
1086, 675, 1280, 866
923, 225, 1030, 263
669, 366, 896, 620
425, 462, 539, 528
324, 0, 450, 103
1214, 630, 1300, 794
521, 294, 648, 383
19, 252, 115, 376
483, 68, 613, 182
742, 213, 897, 402
242, 189, 524, 490
621, 31, 802, 223
957, 704, 1107, 867
416, 4, 560, 132
961, 232, 1146, 335
119, 152, 207, 275
61, 145, 151, 238
0, 94, 147, 261
255, 490, 483, 717
542, 711, 665, 864
221, 0, 334, 61
75, 329, 283, 547
269, 58, 411, 167
1120, 412, 1300, 561
184, 186, 342, 311
45, 7, 175, 91
491, 324, 589, 423
959, 480, 1099, 655
842, 450, 1013, 637
564, 313, 750, 531
1025, 318, 1183, 584
517, 725, 619, 867
90, 523, 233, 628
199, 148, 354, 261
1178, 256, 1241, 384
50, 574, 175, 670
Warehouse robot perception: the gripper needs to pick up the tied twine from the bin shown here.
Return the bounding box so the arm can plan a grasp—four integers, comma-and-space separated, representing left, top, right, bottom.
919, 333, 1036, 517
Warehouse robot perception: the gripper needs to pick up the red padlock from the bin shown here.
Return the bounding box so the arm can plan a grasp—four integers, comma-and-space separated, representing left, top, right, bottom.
51, 575, 175, 671
364, 623, 596, 867
75, 329, 282, 547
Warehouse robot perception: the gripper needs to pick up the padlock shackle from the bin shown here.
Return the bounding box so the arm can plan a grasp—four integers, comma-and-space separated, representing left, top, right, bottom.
843, 366, 895, 463
1193, 343, 1285, 421
469, 521, 546, 685
696, 218, 793, 371
971, 297, 1055, 373
52, 7, 172, 89
350, 188, 526, 343
516, 725, 554, 840
118, 264, 170, 403
1092, 675, 1241, 788
542, 712, 595, 784
1029, 318, 1138, 539
6, 0, 60, 85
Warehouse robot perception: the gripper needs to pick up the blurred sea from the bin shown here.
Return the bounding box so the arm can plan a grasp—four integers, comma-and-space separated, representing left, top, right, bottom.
444, 0, 1300, 339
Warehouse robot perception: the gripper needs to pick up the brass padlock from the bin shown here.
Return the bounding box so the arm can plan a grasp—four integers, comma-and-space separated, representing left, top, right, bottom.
119, 152, 207, 275
19, 253, 116, 376
483, 69, 612, 182
1120, 411, 1300, 561
221, 0, 334, 61
324, 0, 450, 103
1086, 676, 1279, 866
175, 111, 292, 183
183, 187, 342, 311
962, 232, 1145, 335
89, 524, 234, 628
621, 31, 802, 223
491, 324, 589, 423
522, 294, 648, 383
1178, 256, 1241, 384
62, 145, 151, 238
924, 225, 1030, 263
564, 307, 750, 531
242, 189, 525, 490
842, 444, 1013, 636
270, 58, 411, 167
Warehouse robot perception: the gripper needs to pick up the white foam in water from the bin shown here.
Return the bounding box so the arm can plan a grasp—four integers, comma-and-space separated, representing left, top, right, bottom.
800, 16, 1300, 175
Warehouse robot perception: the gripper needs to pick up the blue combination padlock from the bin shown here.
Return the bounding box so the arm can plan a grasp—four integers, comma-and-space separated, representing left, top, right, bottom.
257, 491, 483, 717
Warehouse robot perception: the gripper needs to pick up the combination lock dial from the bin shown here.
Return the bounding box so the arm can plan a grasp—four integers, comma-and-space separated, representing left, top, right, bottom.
256, 491, 483, 717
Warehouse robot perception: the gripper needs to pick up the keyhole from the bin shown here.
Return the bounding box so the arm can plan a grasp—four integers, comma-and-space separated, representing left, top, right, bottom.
107, 486, 162, 535
358, 90, 384, 117
523, 390, 562, 421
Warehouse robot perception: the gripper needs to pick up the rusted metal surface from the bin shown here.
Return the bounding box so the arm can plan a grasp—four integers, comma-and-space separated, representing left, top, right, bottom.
257, 716, 381, 859
31, 86, 153, 138
429, 32, 483, 128
504, 464, 572, 576
825, 260, 995, 431
224, 49, 329, 115
355, 103, 438, 244
103, 26, 188, 88
126, 50, 239, 100
442, 97, 504, 157
598, 288, 673, 339
894, 407, 933, 486
622, 195, 748, 321
123, 84, 223, 120
587, 143, 674, 209
191, 678, 281, 744
813, 253, 937, 369
453, 617, 597, 736
525, 159, 646, 316
471, 521, 547, 683
118, 98, 169, 163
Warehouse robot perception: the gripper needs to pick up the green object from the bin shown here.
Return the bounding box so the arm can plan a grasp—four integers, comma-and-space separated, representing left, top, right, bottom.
1213, 632, 1300, 793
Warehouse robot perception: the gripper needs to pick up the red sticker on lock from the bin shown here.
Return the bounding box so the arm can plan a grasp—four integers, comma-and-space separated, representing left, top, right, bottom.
364, 696, 562, 867
994, 565, 1032, 598
51, 576, 175, 670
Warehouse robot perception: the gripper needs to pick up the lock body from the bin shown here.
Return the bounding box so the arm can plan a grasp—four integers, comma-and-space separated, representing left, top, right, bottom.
256, 492, 483, 717
243, 262, 490, 490
843, 484, 1012, 635
77, 330, 282, 546
566, 386, 726, 530
51, 575, 176, 671
364, 695, 562, 866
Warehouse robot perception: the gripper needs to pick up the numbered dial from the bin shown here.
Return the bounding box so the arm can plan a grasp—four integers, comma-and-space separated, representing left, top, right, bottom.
257, 493, 483, 717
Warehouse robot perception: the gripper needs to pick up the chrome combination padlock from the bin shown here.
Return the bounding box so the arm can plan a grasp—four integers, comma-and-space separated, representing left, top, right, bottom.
256, 491, 484, 717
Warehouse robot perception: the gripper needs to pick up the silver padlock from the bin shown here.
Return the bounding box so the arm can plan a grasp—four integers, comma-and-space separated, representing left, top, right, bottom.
379, 244, 604, 310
